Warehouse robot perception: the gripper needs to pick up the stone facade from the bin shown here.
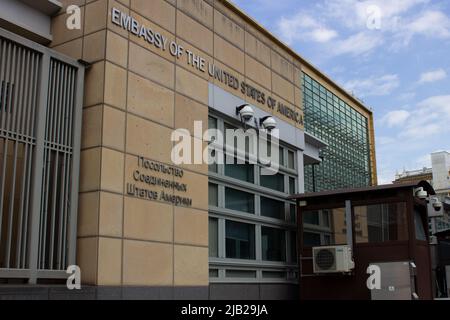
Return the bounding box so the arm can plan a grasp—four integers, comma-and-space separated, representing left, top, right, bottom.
49, 0, 375, 289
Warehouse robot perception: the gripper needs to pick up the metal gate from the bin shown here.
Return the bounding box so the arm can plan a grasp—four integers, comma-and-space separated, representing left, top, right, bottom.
0, 28, 84, 283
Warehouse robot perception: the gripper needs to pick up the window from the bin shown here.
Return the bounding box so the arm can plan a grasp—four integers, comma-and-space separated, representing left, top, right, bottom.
262, 271, 286, 279
289, 177, 296, 194
303, 211, 319, 225
225, 160, 254, 183
303, 232, 321, 246
354, 203, 408, 243
260, 197, 285, 220
287, 150, 295, 169
302, 207, 347, 246
290, 231, 298, 262
289, 204, 297, 223
208, 114, 299, 281
226, 270, 257, 278
226, 221, 255, 259
279, 147, 285, 167
261, 227, 286, 261
225, 187, 254, 213
414, 208, 426, 241
322, 210, 330, 227
260, 170, 284, 192
209, 218, 218, 257
209, 183, 218, 207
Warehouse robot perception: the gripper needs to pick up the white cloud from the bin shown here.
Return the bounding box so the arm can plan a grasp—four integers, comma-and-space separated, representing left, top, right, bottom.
344, 74, 399, 97
333, 32, 384, 56
418, 69, 447, 84
397, 92, 416, 101
279, 0, 449, 57
404, 10, 450, 39
398, 95, 450, 138
321, 0, 430, 29
381, 110, 411, 127
277, 12, 338, 44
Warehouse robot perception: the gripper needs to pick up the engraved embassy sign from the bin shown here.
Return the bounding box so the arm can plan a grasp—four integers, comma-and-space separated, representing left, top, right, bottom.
127, 156, 193, 207
111, 8, 304, 126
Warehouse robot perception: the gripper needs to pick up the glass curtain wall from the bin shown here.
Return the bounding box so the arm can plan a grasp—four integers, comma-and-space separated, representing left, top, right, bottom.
302, 73, 371, 192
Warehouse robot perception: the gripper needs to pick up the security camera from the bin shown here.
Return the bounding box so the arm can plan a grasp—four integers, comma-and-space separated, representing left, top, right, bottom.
414, 187, 427, 199
432, 199, 442, 211
236, 104, 254, 122
260, 116, 277, 131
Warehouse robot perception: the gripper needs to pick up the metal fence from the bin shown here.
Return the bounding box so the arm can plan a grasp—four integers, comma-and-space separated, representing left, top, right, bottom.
0, 28, 84, 283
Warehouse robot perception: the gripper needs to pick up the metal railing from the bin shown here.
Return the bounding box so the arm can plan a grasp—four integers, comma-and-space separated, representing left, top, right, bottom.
0, 28, 84, 284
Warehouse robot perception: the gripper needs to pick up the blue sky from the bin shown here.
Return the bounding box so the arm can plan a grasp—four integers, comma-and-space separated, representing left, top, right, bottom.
231, 0, 450, 184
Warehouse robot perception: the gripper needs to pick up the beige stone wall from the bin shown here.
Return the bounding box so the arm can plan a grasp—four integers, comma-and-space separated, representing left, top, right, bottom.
50, 0, 376, 287
50, 0, 305, 287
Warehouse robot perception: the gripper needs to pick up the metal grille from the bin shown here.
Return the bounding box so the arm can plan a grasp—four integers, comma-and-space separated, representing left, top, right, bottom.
0, 28, 84, 283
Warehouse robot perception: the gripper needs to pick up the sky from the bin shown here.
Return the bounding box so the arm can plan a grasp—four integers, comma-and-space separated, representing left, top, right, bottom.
231, 0, 450, 184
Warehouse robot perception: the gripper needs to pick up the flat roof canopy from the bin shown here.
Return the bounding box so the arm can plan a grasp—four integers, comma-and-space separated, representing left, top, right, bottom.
288, 180, 435, 200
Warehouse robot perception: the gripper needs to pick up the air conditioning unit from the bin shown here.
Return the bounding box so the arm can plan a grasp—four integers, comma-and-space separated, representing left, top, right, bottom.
312, 245, 355, 274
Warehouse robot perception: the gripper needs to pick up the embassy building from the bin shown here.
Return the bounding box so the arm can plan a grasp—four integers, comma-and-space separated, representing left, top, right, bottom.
0, 0, 376, 299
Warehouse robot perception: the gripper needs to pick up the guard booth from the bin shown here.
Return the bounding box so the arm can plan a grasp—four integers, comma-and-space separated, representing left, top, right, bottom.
289, 181, 435, 300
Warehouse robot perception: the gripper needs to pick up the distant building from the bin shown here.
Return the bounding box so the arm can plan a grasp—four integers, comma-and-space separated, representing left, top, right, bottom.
394, 167, 433, 185
394, 151, 450, 234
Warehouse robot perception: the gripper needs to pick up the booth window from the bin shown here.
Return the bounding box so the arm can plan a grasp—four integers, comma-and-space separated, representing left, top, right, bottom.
414, 208, 427, 241
225, 221, 255, 260
354, 202, 408, 243
302, 208, 347, 246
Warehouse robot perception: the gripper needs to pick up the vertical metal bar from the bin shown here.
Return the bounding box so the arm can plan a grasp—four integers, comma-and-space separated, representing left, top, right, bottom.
40, 59, 56, 269
0, 42, 12, 253
62, 68, 75, 268
49, 61, 65, 269
14, 46, 26, 268
27, 53, 50, 284
5, 43, 18, 268
21, 52, 38, 268
0, 41, 9, 129
67, 66, 84, 267
57, 65, 69, 270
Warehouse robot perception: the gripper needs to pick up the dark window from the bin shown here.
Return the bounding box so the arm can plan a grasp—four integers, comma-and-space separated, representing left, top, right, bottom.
209, 218, 218, 257
303, 232, 321, 246
289, 177, 296, 194
225, 187, 254, 213
260, 171, 284, 192
260, 196, 285, 220
226, 221, 255, 260
225, 160, 254, 183
290, 231, 298, 262
303, 211, 320, 225
261, 227, 286, 261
